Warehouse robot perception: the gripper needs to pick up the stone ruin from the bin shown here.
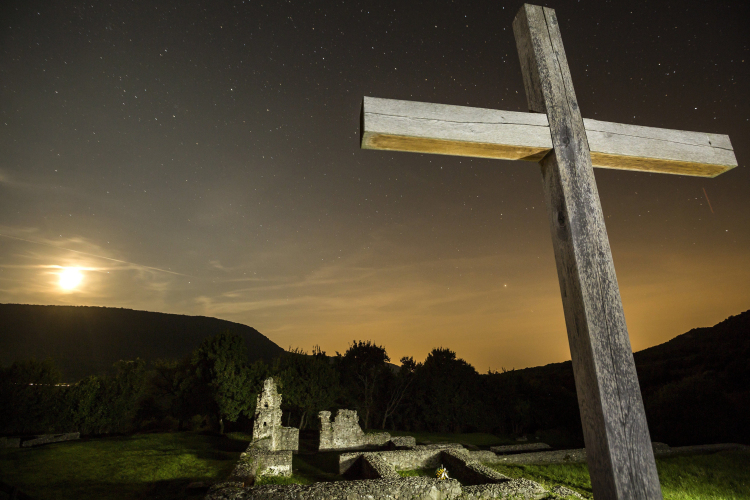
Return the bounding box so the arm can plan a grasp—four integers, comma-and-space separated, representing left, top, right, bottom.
219, 378, 299, 487
252, 377, 299, 452
0, 433, 80, 449
318, 409, 392, 451
206, 383, 595, 499
209, 440, 557, 500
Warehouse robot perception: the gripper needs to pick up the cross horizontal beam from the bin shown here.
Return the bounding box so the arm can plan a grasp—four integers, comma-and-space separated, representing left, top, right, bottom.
361, 96, 737, 178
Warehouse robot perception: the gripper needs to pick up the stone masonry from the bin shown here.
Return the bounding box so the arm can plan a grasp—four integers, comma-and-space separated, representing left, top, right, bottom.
252, 378, 298, 452
15, 433, 80, 448
490, 442, 551, 454
231, 377, 299, 484
209, 442, 552, 500
221, 447, 294, 487
340, 443, 463, 474
318, 409, 390, 451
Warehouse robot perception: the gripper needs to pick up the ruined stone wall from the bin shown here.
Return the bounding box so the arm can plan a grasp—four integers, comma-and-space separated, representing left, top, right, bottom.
276, 427, 299, 452
207, 441, 560, 500
461, 480, 550, 500
440, 448, 509, 486
340, 443, 464, 474
318, 409, 390, 451
318, 410, 333, 449
489, 442, 551, 454
20, 433, 80, 448
229, 447, 293, 483
225, 477, 463, 500
251, 378, 298, 452
388, 436, 416, 449
252, 378, 282, 450
359, 453, 401, 480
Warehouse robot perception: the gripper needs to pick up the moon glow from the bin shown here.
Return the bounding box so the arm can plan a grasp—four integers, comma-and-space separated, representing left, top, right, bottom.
59, 268, 83, 290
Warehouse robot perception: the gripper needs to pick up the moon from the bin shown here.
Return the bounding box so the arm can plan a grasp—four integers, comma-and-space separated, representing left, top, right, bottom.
59, 268, 83, 290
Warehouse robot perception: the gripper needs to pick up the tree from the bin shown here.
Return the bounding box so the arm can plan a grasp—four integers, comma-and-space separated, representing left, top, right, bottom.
60, 358, 147, 435
409, 348, 480, 433
275, 346, 339, 429
0, 358, 61, 434
192, 330, 258, 434
380, 356, 418, 429
106, 359, 147, 433
140, 358, 195, 430
62, 375, 104, 434
340, 340, 390, 429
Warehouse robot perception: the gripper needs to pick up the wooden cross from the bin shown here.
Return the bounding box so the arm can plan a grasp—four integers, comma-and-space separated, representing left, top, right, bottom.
359, 4, 736, 500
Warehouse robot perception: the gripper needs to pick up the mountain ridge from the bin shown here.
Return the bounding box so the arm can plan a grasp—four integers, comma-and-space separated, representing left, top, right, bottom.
489, 309, 750, 445
0, 303, 284, 381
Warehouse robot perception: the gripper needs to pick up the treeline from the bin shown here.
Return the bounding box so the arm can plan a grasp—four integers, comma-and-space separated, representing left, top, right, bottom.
0, 331, 579, 441
2, 329, 747, 446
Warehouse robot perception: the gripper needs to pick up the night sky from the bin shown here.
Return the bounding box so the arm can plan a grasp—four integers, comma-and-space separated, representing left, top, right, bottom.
1, 0, 748, 372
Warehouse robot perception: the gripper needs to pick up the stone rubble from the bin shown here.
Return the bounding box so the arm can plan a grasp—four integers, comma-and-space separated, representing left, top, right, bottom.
19, 433, 80, 448
549, 485, 585, 498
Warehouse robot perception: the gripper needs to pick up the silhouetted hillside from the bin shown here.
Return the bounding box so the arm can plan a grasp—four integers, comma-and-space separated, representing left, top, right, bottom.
634, 310, 750, 392
0, 304, 284, 382
491, 309, 750, 445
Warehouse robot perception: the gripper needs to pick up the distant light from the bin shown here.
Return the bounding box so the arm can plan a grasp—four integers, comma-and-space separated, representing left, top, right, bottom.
59, 268, 83, 290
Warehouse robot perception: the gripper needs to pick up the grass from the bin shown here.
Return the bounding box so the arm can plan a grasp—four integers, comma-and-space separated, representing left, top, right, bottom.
485, 450, 750, 500
397, 468, 434, 478
2, 431, 747, 500
0, 431, 249, 500
291, 452, 344, 483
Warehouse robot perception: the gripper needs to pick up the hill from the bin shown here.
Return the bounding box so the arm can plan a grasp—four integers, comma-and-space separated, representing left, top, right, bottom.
491, 309, 750, 446
0, 304, 285, 382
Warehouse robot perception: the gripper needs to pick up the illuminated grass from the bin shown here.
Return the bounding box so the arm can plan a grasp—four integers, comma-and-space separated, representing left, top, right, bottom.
2, 431, 746, 500
485, 450, 750, 500
397, 468, 433, 478
0, 432, 248, 500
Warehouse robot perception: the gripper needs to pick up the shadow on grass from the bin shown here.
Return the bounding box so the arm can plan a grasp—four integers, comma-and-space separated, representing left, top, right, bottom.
293, 452, 345, 483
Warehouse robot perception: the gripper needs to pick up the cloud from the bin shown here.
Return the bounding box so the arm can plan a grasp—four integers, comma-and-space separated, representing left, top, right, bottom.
0, 168, 79, 195
0, 227, 193, 277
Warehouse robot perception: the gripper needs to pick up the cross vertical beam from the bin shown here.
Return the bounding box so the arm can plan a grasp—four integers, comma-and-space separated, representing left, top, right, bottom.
513, 5, 662, 499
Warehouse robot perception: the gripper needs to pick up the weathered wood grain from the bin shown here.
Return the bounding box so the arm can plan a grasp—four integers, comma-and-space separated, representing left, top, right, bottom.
584, 118, 735, 177
361, 96, 737, 177
514, 4, 662, 500
361, 97, 551, 162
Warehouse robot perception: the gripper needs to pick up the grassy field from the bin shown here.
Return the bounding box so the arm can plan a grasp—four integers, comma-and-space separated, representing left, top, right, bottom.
1, 431, 747, 499
487, 450, 750, 500
0, 432, 247, 500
